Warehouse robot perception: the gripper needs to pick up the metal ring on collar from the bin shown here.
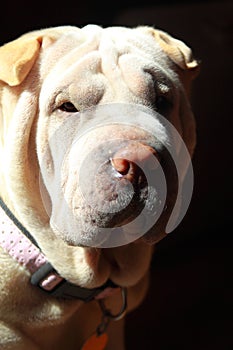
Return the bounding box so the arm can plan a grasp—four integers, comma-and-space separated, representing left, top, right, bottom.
98, 287, 127, 321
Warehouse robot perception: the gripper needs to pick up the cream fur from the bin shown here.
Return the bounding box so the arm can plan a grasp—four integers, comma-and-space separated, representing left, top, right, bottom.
0, 25, 199, 349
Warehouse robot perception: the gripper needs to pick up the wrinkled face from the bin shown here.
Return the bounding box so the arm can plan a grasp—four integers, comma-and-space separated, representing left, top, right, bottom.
36, 26, 191, 252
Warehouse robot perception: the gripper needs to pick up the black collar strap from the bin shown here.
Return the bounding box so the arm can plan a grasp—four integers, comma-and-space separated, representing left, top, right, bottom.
0, 198, 117, 301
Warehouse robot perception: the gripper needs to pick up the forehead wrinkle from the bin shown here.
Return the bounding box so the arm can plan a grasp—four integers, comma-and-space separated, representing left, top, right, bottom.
97, 32, 174, 102
98, 35, 120, 74
40, 31, 101, 79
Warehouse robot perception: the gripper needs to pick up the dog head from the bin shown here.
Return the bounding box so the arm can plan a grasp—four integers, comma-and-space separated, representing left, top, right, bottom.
0, 25, 199, 288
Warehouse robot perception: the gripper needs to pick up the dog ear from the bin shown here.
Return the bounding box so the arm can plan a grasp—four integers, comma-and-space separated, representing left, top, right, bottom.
140, 27, 200, 95
0, 27, 77, 87
0, 36, 43, 86
148, 28, 200, 76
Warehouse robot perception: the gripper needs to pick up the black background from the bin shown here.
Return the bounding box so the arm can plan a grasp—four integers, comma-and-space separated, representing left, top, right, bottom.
1, 1, 232, 348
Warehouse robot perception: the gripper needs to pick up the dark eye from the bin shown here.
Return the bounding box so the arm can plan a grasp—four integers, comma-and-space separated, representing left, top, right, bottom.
155, 95, 172, 114
58, 102, 78, 113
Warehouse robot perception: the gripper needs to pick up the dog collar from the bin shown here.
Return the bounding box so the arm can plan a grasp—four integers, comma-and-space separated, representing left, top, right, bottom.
0, 198, 118, 301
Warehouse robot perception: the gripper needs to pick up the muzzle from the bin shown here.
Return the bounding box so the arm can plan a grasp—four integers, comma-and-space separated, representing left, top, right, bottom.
39, 103, 194, 248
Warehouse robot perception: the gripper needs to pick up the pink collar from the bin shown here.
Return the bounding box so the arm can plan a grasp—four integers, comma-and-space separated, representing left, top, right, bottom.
0, 203, 70, 291
0, 200, 118, 300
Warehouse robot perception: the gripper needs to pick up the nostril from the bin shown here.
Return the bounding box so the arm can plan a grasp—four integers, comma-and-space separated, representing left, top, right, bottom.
111, 157, 130, 176
111, 142, 160, 175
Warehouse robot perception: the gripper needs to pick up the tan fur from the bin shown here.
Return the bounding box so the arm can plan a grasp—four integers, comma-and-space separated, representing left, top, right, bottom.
0, 25, 199, 349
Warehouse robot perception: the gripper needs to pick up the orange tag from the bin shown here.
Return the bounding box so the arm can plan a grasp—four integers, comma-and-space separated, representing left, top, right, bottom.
81, 332, 108, 350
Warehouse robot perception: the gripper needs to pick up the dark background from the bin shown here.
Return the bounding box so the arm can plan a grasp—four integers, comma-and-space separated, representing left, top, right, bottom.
1, 1, 232, 348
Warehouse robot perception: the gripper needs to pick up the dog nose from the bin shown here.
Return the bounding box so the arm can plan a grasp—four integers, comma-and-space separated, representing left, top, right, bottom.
111, 142, 159, 182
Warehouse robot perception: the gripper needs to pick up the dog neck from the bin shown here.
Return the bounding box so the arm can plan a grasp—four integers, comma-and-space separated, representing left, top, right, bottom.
0, 198, 119, 301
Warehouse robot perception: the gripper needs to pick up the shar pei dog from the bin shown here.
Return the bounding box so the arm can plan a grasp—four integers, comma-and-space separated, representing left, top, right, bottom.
0, 25, 199, 349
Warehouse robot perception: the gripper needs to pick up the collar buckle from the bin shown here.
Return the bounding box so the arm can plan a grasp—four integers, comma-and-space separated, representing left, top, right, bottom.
31, 262, 118, 302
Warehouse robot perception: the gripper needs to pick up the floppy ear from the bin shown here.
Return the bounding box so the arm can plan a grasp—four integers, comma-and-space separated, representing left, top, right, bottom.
149, 28, 199, 75
0, 26, 78, 87
0, 36, 43, 86
141, 27, 200, 95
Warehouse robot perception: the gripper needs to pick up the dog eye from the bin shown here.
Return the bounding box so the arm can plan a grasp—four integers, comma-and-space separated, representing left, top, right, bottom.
155, 95, 172, 114
58, 102, 78, 113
